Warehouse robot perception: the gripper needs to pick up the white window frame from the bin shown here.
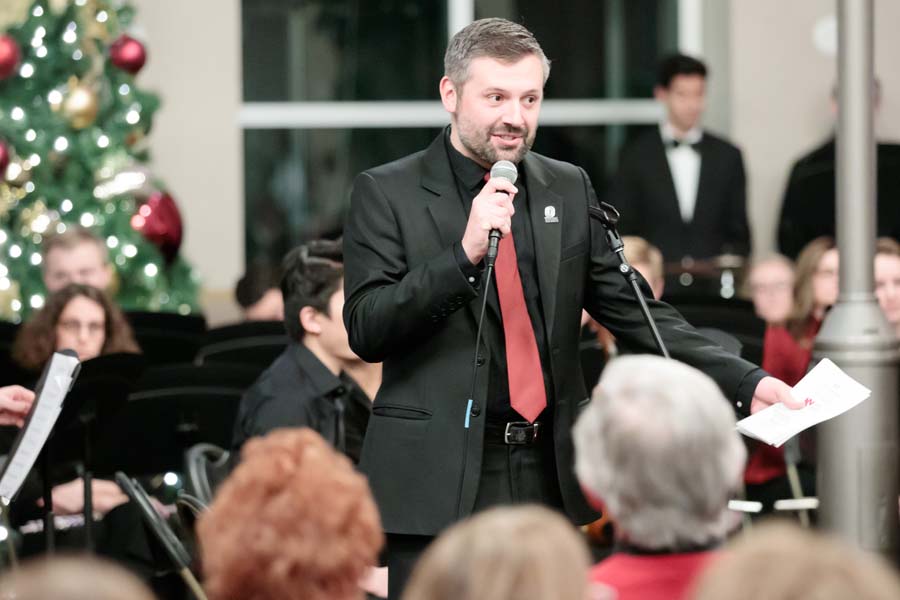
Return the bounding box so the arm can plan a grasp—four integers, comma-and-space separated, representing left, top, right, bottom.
238, 0, 701, 131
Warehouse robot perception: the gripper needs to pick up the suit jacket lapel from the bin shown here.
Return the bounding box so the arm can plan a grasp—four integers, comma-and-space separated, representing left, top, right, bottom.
420, 133, 491, 344
523, 153, 562, 339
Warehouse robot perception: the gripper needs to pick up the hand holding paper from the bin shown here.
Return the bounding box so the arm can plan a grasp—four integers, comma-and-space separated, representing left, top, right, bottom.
736, 359, 871, 447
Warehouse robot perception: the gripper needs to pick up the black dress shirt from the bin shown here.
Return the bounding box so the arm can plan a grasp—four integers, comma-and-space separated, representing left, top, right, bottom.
232, 342, 371, 463
444, 131, 553, 422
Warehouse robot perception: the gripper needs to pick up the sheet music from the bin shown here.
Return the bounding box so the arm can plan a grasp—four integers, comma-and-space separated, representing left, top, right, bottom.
736, 359, 871, 447
0, 352, 80, 501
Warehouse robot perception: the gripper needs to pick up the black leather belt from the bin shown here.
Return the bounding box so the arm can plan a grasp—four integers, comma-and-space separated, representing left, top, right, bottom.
484, 421, 542, 445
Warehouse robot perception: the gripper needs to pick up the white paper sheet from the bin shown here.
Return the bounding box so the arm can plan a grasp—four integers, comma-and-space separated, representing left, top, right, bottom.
736, 358, 871, 447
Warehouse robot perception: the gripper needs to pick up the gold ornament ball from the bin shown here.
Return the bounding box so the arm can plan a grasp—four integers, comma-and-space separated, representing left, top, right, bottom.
63, 85, 100, 129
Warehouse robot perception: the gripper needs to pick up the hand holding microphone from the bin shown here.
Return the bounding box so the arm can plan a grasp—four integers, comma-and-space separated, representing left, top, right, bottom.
461, 160, 519, 266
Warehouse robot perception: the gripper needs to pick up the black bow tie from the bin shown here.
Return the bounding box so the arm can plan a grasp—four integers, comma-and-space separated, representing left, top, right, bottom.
666, 138, 699, 150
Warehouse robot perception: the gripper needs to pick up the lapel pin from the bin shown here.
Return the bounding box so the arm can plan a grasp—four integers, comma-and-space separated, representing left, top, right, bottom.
544, 205, 559, 224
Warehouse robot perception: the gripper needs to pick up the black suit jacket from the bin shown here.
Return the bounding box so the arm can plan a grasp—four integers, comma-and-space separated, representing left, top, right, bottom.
610, 129, 750, 260
343, 133, 765, 536
778, 138, 900, 258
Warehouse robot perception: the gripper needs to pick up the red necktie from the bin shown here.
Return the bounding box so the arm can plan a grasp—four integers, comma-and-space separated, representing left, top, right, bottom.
494, 231, 547, 423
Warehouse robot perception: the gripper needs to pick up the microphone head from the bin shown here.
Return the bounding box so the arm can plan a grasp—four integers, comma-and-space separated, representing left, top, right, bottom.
490, 160, 518, 185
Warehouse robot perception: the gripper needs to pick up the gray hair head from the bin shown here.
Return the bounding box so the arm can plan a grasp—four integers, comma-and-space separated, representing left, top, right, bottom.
444, 18, 551, 88
573, 355, 746, 550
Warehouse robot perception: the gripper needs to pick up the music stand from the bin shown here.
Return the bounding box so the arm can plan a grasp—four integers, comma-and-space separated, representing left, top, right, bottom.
46, 352, 146, 551
115, 472, 207, 600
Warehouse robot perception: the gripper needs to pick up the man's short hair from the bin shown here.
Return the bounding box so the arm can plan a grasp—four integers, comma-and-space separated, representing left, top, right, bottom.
657, 53, 707, 88
573, 355, 746, 550
235, 263, 282, 309
280, 239, 343, 341
41, 226, 108, 264
444, 18, 551, 88
876, 236, 900, 258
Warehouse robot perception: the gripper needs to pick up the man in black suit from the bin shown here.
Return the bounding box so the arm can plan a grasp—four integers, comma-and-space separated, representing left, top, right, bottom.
778, 82, 900, 258
610, 55, 750, 262
343, 19, 796, 598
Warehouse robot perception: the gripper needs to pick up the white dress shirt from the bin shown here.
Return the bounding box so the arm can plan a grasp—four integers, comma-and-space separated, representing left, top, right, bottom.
660, 122, 703, 223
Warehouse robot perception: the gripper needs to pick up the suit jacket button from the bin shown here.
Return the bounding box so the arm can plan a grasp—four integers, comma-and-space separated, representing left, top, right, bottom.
470, 402, 481, 417
476, 354, 485, 367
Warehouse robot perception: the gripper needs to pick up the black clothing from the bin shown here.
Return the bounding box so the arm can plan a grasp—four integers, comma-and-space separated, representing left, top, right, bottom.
232, 342, 371, 463
610, 128, 750, 261
778, 138, 900, 258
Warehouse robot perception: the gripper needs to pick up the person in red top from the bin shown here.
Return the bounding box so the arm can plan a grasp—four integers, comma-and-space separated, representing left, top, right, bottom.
745, 236, 838, 509
573, 355, 747, 600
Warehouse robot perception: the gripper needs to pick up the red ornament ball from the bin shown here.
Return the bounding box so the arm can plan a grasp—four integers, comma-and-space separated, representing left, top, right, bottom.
131, 191, 183, 264
0, 140, 10, 174
0, 34, 21, 80
110, 34, 146, 74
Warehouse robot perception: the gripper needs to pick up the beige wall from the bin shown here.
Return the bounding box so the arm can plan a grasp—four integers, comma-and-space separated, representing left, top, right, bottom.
132, 0, 243, 319
731, 0, 900, 255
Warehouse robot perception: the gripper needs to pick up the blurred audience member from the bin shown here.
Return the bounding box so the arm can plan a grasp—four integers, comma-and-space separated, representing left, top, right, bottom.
235, 263, 284, 321
745, 237, 837, 510
573, 355, 745, 600
0, 556, 158, 600
12, 283, 139, 369
778, 80, 900, 258
611, 54, 749, 262
691, 522, 900, 600
198, 428, 383, 600
42, 226, 113, 293
232, 240, 374, 462
403, 505, 592, 600
875, 237, 900, 338
746, 254, 795, 326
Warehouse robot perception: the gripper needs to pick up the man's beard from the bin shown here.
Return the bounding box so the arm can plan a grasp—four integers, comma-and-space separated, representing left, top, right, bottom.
457, 120, 535, 166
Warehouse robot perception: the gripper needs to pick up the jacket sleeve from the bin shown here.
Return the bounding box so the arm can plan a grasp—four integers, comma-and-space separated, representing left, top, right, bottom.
580, 168, 765, 414
342, 172, 478, 363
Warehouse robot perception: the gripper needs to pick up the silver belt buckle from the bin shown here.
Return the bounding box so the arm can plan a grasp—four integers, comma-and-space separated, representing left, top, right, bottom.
504, 421, 539, 445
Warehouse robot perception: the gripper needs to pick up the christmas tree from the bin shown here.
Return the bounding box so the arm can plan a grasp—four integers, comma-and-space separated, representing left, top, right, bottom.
0, 0, 199, 322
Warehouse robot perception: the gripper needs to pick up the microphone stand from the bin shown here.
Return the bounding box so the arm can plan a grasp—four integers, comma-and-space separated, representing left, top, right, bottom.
589, 202, 670, 358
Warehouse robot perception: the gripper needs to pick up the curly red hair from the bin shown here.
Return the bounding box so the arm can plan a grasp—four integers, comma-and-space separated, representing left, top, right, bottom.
197, 428, 383, 600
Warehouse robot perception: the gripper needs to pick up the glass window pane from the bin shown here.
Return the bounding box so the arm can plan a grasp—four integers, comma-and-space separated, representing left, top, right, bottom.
244, 124, 656, 267
475, 0, 678, 98
242, 0, 447, 102
244, 127, 441, 265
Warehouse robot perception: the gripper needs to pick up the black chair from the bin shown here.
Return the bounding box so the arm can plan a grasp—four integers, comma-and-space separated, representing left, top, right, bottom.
194, 320, 287, 369
183, 443, 231, 506
115, 472, 207, 600
92, 364, 259, 478
125, 311, 208, 367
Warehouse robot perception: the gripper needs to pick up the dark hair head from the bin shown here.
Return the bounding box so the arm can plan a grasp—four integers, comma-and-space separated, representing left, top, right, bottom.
444, 18, 550, 87
281, 239, 343, 341
11, 283, 140, 370
235, 263, 282, 309
657, 54, 707, 88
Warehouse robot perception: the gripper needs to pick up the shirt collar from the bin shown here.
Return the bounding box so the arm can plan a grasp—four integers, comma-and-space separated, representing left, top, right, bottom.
659, 121, 703, 146
444, 126, 490, 192
289, 341, 346, 400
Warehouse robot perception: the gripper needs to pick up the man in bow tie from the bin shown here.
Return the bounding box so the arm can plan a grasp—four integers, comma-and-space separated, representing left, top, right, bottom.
610, 54, 750, 265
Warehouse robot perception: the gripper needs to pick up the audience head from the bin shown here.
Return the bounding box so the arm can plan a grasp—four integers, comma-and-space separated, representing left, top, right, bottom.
691, 521, 900, 600
788, 236, 838, 338
573, 355, 745, 551
280, 240, 354, 366
746, 254, 795, 325
197, 428, 383, 600
874, 237, 900, 336
0, 555, 157, 600
622, 236, 665, 300
235, 263, 284, 321
655, 54, 707, 133
12, 283, 139, 370
42, 226, 113, 293
403, 505, 591, 600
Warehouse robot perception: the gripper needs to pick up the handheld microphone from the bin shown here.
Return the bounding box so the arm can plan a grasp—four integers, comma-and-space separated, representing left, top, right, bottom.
486, 160, 518, 268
